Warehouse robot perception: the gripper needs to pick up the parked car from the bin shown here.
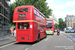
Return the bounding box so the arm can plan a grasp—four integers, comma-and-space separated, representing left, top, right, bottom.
65, 29, 70, 33
70, 29, 74, 33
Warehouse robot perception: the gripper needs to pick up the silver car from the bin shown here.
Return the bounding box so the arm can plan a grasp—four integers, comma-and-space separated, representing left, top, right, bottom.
65, 29, 70, 33
70, 29, 74, 33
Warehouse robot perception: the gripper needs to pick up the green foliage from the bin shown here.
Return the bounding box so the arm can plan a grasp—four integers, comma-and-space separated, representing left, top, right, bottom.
54, 23, 58, 28
10, 0, 52, 24
58, 18, 65, 29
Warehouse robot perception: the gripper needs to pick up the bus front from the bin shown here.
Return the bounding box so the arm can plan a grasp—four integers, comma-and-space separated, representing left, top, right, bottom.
13, 6, 34, 42
46, 20, 54, 35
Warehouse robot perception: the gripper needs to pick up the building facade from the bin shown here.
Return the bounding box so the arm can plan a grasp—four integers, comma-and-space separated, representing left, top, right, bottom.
49, 15, 59, 24
65, 15, 75, 28
0, 0, 10, 36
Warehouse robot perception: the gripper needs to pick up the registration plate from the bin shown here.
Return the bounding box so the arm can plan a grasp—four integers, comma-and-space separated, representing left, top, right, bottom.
22, 37, 25, 40
58, 33, 59, 34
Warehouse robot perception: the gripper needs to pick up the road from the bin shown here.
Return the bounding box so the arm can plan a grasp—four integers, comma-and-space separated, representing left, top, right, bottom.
63, 32, 75, 42
0, 32, 75, 50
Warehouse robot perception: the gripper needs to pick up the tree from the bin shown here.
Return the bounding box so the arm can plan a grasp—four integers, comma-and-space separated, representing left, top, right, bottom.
58, 18, 64, 29
54, 23, 58, 28
10, 0, 52, 24
61, 22, 66, 29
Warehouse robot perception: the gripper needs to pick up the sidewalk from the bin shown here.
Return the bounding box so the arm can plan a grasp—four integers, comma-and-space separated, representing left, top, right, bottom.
0, 34, 16, 46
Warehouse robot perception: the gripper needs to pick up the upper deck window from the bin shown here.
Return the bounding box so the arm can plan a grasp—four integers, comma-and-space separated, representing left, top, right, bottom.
17, 8, 28, 12
34, 9, 36, 14
40, 14, 41, 17
43, 16, 44, 19
37, 12, 39, 16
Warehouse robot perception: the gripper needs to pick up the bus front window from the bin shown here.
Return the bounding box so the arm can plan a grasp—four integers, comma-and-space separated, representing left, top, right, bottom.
46, 21, 53, 29
18, 23, 29, 29
46, 25, 53, 29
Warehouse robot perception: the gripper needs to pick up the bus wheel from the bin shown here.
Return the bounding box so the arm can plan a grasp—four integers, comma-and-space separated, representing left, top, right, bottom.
37, 34, 40, 42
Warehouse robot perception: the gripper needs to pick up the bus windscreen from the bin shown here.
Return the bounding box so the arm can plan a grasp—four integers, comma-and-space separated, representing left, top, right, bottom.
46, 25, 53, 29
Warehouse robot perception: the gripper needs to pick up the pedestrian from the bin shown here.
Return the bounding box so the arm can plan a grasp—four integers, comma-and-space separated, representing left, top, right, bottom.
14, 28, 16, 37
11, 28, 14, 37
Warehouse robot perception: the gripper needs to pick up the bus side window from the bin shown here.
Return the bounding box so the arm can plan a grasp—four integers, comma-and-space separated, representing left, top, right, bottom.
38, 25, 39, 29
40, 14, 41, 17
37, 12, 39, 16
34, 9, 36, 14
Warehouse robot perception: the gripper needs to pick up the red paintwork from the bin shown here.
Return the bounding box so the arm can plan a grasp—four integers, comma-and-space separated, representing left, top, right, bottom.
13, 5, 46, 42
46, 19, 54, 35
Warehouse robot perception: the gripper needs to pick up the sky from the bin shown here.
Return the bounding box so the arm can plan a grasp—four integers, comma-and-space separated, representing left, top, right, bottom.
46, 0, 75, 20
10, 0, 75, 20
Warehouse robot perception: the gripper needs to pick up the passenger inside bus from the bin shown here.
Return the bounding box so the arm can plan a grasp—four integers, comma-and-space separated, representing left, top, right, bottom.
18, 23, 29, 29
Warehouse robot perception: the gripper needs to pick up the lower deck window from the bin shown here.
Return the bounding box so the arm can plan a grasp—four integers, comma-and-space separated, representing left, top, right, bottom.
18, 23, 29, 29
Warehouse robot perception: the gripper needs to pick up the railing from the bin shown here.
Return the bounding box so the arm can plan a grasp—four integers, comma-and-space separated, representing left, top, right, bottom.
0, 26, 11, 37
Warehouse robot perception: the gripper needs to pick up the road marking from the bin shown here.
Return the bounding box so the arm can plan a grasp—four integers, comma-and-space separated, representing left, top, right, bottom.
63, 34, 72, 42
0, 42, 17, 48
68, 38, 72, 42
25, 48, 29, 50
32, 44, 35, 46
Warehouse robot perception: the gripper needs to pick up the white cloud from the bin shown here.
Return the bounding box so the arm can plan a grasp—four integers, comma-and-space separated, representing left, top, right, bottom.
53, 11, 66, 20
68, 10, 75, 15
59, 1, 75, 9
50, 0, 75, 10
46, 0, 75, 20
46, 0, 54, 9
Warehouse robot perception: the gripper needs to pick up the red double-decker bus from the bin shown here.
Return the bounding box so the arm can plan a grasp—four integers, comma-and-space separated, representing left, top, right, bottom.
46, 19, 54, 35
13, 5, 46, 42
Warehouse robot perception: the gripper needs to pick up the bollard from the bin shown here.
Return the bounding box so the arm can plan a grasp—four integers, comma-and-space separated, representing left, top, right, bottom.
64, 31, 65, 33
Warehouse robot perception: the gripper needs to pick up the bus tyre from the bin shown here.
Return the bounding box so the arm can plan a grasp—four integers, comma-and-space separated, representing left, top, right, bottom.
37, 34, 40, 42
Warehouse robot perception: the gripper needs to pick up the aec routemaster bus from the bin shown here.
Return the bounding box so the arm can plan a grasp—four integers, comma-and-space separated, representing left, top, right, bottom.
46, 19, 54, 35
13, 5, 46, 42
